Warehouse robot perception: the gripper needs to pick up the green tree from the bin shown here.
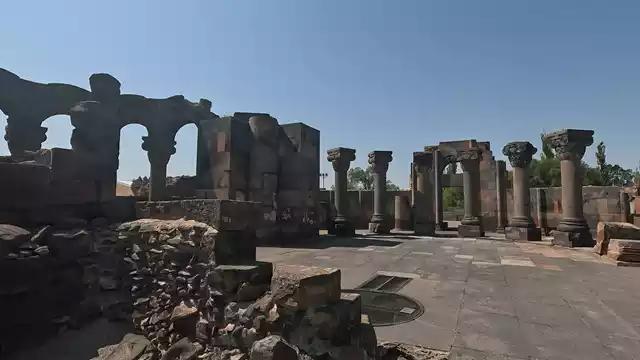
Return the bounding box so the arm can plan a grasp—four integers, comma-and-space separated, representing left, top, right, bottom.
443, 187, 464, 210
346, 166, 401, 191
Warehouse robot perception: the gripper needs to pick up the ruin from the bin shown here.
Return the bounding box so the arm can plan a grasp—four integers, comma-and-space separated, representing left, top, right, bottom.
2, 68, 640, 359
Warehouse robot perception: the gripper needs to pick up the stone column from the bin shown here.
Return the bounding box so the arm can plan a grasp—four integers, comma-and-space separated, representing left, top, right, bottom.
327, 147, 356, 236
142, 135, 176, 201
368, 151, 393, 233
413, 151, 435, 235
621, 192, 631, 223
393, 195, 413, 231
495, 160, 508, 233
543, 129, 595, 247
502, 141, 541, 241
457, 148, 485, 237
433, 149, 447, 230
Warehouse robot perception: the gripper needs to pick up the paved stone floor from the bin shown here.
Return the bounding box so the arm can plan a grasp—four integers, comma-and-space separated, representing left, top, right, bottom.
259, 231, 640, 360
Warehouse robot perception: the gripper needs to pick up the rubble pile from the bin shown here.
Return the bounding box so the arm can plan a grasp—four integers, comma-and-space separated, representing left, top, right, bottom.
116, 218, 378, 360
0, 218, 128, 354
594, 221, 640, 264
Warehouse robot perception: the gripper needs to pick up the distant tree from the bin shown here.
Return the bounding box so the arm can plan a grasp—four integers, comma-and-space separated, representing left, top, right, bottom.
346, 165, 401, 191
443, 187, 464, 210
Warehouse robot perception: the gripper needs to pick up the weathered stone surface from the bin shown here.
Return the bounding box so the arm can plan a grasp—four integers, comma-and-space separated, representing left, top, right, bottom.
135, 199, 263, 232
161, 337, 203, 360
607, 239, 640, 263
91, 333, 151, 360
249, 335, 297, 360
594, 221, 640, 255
505, 226, 542, 242
377, 342, 448, 360
271, 264, 341, 311
0, 224, 31, 256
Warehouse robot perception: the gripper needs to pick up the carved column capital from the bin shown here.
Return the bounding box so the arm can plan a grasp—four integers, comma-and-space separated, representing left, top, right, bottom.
413, 151, 434, 173
327, 147, 356, 172
543, 129, 594, 161
502, 141, 537, 168
142, 135, 176, 166
368, 150, 393, 173
456, 148, 482, 172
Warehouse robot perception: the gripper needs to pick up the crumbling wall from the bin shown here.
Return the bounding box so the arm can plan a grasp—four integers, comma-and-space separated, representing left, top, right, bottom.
0, 219, 128, 355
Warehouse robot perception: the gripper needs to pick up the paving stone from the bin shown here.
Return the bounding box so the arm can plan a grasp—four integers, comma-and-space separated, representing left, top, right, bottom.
500, 257, 536, 267
520, 322, 613, 360
454, 309, 534, 359
514, 302, 584, 327
449, 347, 522, 359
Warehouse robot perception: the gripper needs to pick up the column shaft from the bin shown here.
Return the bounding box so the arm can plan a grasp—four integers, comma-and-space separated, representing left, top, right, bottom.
495, 160, 508, 232
458, 152, 485, 238
433, 151, 446, 230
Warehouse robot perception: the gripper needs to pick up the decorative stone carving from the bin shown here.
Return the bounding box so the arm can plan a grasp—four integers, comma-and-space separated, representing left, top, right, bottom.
368, 151, 393, 234
327, 147, 356, 236
502, 141, 537, 168
502, 141, 541, 241
543, 129, 595, 247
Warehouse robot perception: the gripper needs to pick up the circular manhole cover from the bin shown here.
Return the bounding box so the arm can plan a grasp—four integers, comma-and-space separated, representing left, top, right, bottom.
342, 289, 424, 327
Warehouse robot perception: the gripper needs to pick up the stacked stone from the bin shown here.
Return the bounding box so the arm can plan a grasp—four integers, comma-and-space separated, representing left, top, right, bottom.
0, 218, 125, 355
116, 219, 219, 354
594, 221, 640, 264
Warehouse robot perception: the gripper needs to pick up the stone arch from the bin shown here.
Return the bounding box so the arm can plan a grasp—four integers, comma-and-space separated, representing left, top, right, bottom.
41, 114, 74, 149
168, 122, 198, 177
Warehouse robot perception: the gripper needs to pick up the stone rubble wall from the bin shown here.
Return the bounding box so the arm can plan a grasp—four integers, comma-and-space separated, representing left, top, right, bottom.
0, 218, 130, 355
116, 218, 378, 360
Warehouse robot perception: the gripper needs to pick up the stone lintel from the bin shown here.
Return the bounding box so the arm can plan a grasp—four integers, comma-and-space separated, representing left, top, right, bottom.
502, 141, 538, 168
543, 129, 594, 160
368, 150, 393, 166
455, 147, 482, 163
551, 229, 594, 247
505, 226, 542, 242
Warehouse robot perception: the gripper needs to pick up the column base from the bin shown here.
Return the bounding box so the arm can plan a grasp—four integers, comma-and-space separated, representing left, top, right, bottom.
333, 220, 355, 237
458, 224, 485, 238
551, 229, 594, 248
368, 221, 391, 234
414, 220, 435, 236
505, 226, 542, 242
436, 221, 448, 231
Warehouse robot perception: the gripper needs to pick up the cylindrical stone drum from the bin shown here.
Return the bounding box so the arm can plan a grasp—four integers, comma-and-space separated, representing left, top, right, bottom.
393, 195, 413, 231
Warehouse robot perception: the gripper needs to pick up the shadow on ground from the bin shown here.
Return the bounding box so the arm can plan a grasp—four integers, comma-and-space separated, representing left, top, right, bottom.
262, 235, 403, 249
6, 318, 133, 360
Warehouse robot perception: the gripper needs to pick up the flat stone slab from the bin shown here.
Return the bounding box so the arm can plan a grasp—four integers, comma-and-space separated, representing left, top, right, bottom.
271, 264, 341, 310
607, 238, 640, 263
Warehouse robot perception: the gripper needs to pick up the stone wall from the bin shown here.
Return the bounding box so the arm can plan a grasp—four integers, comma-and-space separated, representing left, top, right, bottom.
0, 220, 128, 355
323, 185, 627, 232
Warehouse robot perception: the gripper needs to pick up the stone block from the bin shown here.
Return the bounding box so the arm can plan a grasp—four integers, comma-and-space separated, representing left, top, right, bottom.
594, 221, 640, 255
333, 221, 356, 237
552, 229, 594, 247
414, 221, 435, 236
607, 239, 640, 263
271, 264, 341, 310
135, 199, 263, 232
368, 220, 391, 234
505, 226, 542, 242
458, 224, 485, 238
213, 230, 257, 265
214, 262, 273, 292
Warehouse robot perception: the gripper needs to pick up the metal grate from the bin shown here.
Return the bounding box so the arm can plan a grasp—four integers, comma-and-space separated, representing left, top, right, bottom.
358, 274, 413, 293
342, 289, 424, 327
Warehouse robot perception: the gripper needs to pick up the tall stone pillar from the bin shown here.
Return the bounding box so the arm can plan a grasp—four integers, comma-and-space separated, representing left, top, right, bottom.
368, 151, 393, 234
142, 135, 176, 201
495, 160, 508, 233
413, 151, 435, 235
458, 148, 485, 237
393, 195, 413, 231
502, 142, 541, 241
620, 192, 631, 223
433, 150, 447, 230
543, 129, 595, 247
327, 147, 356, 236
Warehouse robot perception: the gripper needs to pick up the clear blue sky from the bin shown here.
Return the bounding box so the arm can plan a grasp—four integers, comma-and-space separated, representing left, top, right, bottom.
1, 0, 639, 188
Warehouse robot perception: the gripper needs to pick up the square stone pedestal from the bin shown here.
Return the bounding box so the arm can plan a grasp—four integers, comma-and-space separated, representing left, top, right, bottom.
334, 221, 356, 237
414, 221, 435, 236
505, 226, 542, 242
458, 224, 485, 238
551, 229, 594, 247
368, 221, 391, 234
